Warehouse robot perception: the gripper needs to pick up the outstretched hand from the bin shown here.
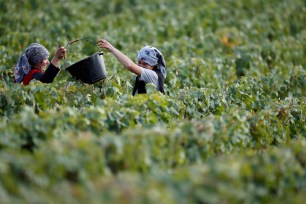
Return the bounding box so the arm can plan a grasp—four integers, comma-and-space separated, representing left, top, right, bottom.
51, 46, 67, 68
54, 46, 67, 60
97, 38, 142, 76
97, 39, 114, 52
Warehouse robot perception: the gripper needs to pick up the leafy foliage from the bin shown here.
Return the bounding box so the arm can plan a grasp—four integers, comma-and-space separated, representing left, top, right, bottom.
0, 0, 305, 203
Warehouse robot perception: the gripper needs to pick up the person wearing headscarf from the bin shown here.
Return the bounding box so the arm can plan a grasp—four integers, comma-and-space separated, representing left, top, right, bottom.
97, 39, 166, 95
14, 43, 66, 85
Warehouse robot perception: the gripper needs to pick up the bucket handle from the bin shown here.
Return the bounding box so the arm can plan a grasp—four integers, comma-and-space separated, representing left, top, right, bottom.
60, 38, 102, 69
64, 38, 102, 52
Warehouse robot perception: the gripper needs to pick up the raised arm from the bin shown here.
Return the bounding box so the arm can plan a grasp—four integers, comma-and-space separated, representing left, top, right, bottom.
97, 39, 142, 76
50, 46, 66, 67
32, 46, 66, 83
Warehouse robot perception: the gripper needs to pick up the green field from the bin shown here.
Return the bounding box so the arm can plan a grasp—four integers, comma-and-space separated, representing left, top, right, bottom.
0, 0, 305, 203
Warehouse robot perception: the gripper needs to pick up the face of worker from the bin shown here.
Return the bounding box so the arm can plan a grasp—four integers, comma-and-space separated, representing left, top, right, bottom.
137, 59, 154, 70
34, 58, 50, 71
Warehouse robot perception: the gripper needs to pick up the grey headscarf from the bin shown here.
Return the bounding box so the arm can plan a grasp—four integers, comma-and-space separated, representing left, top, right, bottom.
14, 43, 50, 83
137, 46, 166, 78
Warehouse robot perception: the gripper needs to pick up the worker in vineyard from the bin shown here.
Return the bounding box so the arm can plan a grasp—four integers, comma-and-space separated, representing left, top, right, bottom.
14, 43, 66, 85
97, 39, 166, 95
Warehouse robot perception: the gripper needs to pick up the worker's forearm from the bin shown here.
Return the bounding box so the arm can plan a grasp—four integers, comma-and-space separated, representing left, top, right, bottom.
109, 47, 134, 69
50, 57, 60, 68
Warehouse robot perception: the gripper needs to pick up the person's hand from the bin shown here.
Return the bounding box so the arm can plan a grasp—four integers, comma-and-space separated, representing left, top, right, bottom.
54, 46, 67, 60
51, 46, 67, 68
97, 39, 114, 52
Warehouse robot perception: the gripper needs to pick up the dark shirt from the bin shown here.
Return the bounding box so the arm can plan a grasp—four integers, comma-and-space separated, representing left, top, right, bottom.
132, 68, 165, 95
32, 63, 60, 83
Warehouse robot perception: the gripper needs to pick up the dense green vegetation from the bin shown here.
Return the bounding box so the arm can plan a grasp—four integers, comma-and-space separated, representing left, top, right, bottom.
0, 0, 305, 203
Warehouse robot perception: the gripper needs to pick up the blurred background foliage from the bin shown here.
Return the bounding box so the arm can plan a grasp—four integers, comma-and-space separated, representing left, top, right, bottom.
0, 0, 305, 203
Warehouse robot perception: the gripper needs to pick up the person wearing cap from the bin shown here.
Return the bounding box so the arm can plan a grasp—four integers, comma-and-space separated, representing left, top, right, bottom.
97, 39, 166, 95
14, 43, 66, 85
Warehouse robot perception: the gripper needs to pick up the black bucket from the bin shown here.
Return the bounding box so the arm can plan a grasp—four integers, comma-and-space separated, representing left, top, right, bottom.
65, 38, 107, 84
